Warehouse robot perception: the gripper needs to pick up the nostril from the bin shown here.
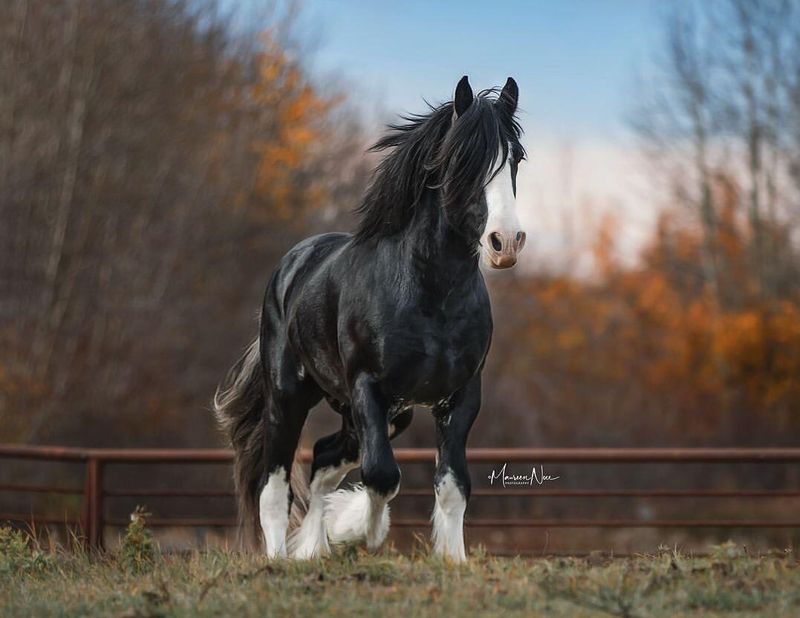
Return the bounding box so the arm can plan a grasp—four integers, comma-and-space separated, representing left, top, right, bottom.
516, 231, 526, 249
489, 232, 502, 252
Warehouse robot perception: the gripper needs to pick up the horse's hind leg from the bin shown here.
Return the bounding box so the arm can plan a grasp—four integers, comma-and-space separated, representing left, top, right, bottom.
258, 395, 309, 558
289, 415, 360, 558
258, 349, 322, 558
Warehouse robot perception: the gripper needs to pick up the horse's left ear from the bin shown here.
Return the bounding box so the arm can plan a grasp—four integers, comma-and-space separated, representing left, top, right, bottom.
453, 75, 474, 118
498, 77, 519, 115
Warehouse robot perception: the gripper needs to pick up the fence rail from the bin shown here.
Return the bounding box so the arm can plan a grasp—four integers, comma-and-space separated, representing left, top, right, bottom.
2, 444, 800, 549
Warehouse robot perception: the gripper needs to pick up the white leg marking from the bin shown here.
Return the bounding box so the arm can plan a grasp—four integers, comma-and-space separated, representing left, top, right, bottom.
324, 483, 393, 550
365, 487, 394, 550
259, 470, 290, 559
288, 461, 357, 559
432, 470, 467, 562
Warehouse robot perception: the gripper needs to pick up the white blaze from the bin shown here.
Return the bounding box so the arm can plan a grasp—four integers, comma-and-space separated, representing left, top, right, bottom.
481, 144, 521, 264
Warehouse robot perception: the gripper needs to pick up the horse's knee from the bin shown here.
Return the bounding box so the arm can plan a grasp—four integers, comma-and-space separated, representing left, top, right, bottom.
361, 455, 401, 496
313, 432, 340, 459
388, 408, 413, 439
312, 431, 359, 478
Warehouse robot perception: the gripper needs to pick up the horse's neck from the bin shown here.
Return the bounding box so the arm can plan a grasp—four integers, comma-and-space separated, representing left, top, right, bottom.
397, 194, 480, 293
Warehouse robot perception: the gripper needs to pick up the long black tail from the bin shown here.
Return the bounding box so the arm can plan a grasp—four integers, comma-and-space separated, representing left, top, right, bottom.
213, 338, 308, 549
213, 339, 265, 546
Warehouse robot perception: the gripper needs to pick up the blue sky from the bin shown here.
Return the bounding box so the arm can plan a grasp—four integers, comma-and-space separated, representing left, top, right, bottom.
279, 1, 669, 270
302, 0, 664, 141
218, 0, 673, 269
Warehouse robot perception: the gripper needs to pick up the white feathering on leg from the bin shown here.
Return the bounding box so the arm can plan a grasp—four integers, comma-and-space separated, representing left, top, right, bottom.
365, 487, 392, 550
259, 471, 290, 559
287, 484, 330, 559
431, 470, 467, 562
324, 484, 390, 547
288, 462, 356, 559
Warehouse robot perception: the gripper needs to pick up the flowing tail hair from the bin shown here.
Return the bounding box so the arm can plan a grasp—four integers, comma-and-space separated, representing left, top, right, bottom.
213, 338, 308, 549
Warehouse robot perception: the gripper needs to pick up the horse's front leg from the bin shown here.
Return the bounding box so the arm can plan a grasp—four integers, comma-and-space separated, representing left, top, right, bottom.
431, 376, 481, 562
325, 374, 400, 551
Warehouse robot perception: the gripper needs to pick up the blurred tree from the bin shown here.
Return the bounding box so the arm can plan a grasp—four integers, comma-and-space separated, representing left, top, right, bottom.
472, 2, 800, 449
2, 0, 799, 458
631, 0, 800, 306
0, 0, 368, 446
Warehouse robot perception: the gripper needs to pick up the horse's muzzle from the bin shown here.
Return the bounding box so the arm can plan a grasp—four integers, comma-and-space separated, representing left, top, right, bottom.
485, 230, 526, 269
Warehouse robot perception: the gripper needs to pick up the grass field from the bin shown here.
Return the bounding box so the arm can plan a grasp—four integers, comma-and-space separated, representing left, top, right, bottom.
2, 523, 799, 617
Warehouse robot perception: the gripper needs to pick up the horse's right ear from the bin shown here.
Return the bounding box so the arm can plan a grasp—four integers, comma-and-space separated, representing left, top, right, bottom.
453, 75, 473, 118
498, 76, 519, 116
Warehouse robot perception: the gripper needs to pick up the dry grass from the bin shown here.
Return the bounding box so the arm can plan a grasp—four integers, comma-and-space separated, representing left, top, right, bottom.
1, 525, 799, 617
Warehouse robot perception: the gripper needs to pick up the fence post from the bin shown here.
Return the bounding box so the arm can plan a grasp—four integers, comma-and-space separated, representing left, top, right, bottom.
81, 457, 104, 549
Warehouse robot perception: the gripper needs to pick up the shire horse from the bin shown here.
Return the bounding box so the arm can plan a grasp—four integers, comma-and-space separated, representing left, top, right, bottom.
214, 76, 526, 561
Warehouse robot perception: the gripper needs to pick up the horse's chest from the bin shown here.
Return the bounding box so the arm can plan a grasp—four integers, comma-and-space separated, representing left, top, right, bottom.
384, 311, 490, 402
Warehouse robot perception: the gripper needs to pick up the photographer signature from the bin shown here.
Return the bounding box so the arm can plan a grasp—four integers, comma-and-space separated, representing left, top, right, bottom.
487, 463, 560, 487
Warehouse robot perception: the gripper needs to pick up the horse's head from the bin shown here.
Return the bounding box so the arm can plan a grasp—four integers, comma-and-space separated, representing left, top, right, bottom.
446, 76, 526, 269
354, 77, 526, 267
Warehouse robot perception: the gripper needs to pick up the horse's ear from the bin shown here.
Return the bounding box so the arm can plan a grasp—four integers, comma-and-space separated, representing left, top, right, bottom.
498, 77, 519, 115
453, 75, 473, 118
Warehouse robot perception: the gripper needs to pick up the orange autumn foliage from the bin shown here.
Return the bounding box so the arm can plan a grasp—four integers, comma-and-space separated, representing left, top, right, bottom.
238, 32, 337, 221
491, 194, 800, 444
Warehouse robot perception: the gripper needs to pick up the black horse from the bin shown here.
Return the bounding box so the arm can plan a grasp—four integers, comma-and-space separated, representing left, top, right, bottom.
215, 76, 526, 561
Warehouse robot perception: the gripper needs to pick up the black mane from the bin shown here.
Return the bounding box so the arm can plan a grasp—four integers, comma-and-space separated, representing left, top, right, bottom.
353, 89, 524, 242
